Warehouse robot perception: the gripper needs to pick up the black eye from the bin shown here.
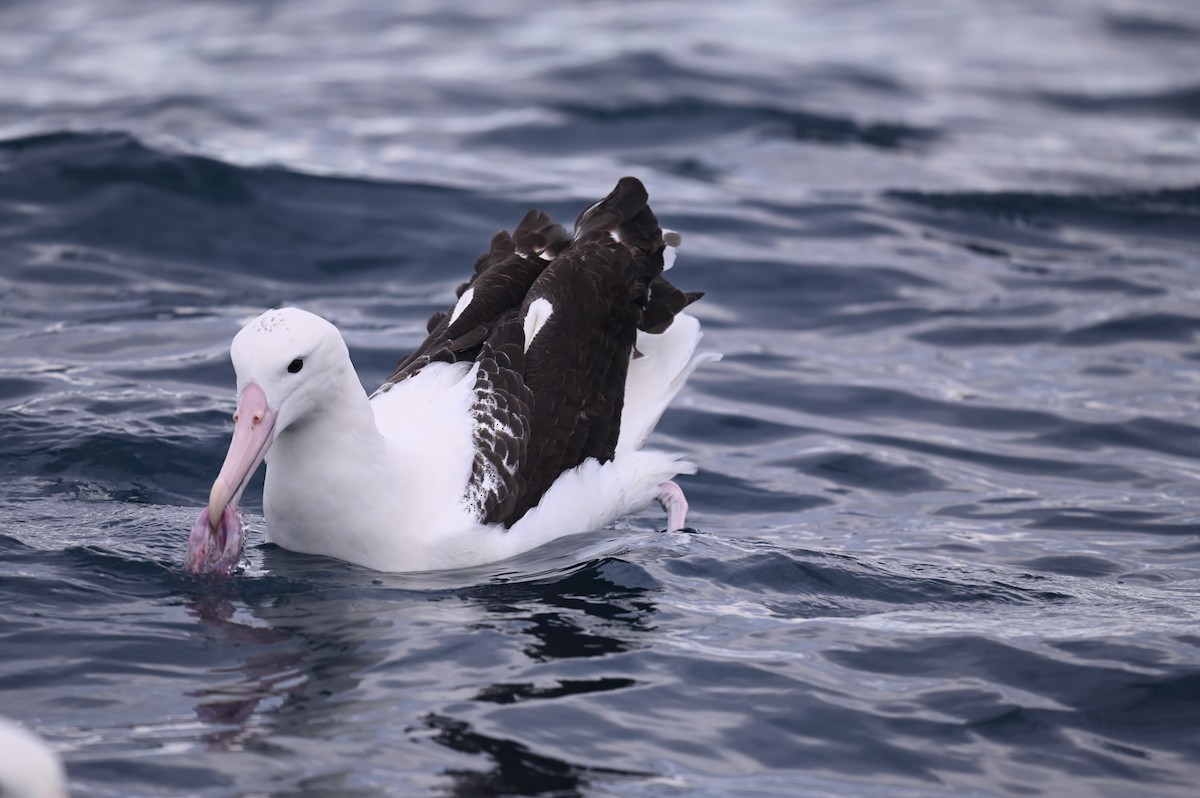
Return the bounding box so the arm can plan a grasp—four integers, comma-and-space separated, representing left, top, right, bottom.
287, 358, 304, 374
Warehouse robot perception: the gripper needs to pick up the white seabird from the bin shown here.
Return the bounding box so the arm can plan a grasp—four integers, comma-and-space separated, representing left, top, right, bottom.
186, 177, 715, 574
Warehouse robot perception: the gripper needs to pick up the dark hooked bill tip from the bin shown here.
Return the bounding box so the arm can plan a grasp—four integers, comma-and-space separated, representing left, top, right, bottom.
184, 503, 245, 575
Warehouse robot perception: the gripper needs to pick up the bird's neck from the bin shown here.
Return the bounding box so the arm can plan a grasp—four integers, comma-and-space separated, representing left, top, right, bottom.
261, 360, 482, 570
279, 373, 382, 460
262, 370, 391, 554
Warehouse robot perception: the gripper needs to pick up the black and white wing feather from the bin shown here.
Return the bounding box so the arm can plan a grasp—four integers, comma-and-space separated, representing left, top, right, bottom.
378, 177, 701, 527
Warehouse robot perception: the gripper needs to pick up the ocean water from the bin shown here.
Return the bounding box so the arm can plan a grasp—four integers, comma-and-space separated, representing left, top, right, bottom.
2, 1, 1200, 796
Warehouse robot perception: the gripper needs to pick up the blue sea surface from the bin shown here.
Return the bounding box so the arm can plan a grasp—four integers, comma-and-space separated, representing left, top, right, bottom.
2, 1, 1200, 796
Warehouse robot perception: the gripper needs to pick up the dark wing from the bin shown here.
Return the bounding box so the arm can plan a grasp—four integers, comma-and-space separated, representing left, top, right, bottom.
504, 177, 666, 522
380, 177, 700, 527
464, 312, 533, 524
376, 209, 571, 388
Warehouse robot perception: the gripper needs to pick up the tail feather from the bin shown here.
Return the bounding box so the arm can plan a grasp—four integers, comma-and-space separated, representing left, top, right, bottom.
618, 312, 720, 453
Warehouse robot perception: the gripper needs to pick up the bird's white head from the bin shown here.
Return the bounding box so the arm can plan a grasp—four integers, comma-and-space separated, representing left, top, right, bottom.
186, 307, 351, 574
229, 307, 351, 436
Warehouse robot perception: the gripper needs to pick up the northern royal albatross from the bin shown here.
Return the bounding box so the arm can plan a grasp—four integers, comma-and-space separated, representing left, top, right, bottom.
186, 177, 714, 574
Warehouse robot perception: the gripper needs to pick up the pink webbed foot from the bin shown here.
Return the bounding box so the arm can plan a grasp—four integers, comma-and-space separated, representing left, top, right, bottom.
656, 480, 689, 532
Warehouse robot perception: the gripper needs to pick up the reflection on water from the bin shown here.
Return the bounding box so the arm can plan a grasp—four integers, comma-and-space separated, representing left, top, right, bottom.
173, 552, 666, 794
